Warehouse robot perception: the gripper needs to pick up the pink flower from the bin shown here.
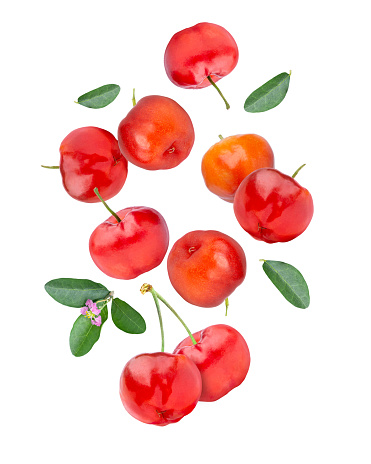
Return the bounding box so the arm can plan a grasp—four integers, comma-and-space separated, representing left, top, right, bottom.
91, 315, 102, 326
91, 303, 101, 316
81, 300, 103, 326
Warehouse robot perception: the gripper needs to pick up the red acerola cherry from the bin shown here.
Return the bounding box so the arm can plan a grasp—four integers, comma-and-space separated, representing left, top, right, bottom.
117, 95, 195, 170
119, 352, 202, 426
173, 324, 250, 402
89, 205, 169, 279
59, 126, 128, 202
164, 22, 238, 90
167, 230, 246, 308
233, 167, 314, 243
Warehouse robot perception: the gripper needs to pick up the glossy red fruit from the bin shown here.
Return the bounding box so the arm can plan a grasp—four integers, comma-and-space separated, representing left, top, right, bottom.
117, 95, 195, 170
89, 206, 169, 279
233, 167, 314, 243
167, 230, 246, 308
164, 22, 238, 89
119, 352, 202, 426
174, 324, 250, 402
60, 126, 128, 202
201, 134, 274, 202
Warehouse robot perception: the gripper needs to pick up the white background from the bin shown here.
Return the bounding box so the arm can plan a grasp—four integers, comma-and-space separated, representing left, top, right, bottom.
2, 0, 371, 462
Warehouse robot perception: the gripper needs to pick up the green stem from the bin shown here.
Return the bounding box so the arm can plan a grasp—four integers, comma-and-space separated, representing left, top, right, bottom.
207, 76, 230, 110
225, 297, 229, 316
41, 165, 59, 169
132, 88, 136, 106
150, 289, 165, 352
95, 291, 115, 306
93, 187, 121, 223
292, 164, 306, 179
218, 134, 224, 140
155, 292, 197, 345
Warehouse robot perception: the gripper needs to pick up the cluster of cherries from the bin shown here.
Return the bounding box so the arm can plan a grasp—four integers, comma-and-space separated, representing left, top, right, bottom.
47, 22, 313, 426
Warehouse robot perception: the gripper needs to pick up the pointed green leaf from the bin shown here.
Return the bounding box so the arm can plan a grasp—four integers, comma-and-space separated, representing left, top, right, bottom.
262, 260, 310, 308
244, 72, 291, 113
69, 305, 108, 357
44, 278, 109, 308
111, 298, 146, 334
76, 84, 120, 109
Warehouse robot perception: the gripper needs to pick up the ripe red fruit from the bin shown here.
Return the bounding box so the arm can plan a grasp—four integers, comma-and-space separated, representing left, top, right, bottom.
117, 95, 195, 170
233, 167, 314, 243
89, 206, 169, 279
119, 352, 202, 426
167, 230, 246, 307
59, 126, 128, 202
164, 22, 238, 90
201, 134, 274, 202
173, 324, 250, 402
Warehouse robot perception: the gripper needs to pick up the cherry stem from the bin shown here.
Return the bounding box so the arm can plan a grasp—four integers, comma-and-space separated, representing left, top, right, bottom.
93, 187, 121, 223
225, 298, 229, 316
218, 134, 224, 140
141, 284, 197, 346
41, 165, 59, 169
132, 88, 136, 106
292, 164, 306, 179
156, 292, 197, 345
207, 76, 230, 110
151, 291, 165, 352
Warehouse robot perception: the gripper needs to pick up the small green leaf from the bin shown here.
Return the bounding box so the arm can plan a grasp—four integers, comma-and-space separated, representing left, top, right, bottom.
111, 298, 146, 334
69, 305, 108, 357
261, 260, 310, 308
45, 278, 109, 308
244, 72, 291, 113
76, 84, 120, 109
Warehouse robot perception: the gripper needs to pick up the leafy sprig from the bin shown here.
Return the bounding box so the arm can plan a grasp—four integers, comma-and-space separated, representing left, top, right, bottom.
44, 278, 146, 357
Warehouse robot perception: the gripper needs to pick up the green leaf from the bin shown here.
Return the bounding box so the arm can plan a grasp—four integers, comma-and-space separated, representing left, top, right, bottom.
262, 260, 310, 308
44, 278, 109, 308
76, 84, 120, 109
111, 298, 146, 334
69, 305, 108, 357
244, 72, 291, 113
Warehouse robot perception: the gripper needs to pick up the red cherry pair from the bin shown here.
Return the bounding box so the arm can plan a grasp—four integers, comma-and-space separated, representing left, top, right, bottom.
120, 285, 251, 425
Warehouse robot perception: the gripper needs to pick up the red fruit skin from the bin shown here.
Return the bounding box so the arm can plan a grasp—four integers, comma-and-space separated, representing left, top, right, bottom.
167, 230, 246, 308
173, 324, 251, 402
119, 352, 202, 426
59, 126, 128, 202
164, 22, 239, 89
233, 168, 314, 243
89, 207, 169, 279
117, 96, 195, 170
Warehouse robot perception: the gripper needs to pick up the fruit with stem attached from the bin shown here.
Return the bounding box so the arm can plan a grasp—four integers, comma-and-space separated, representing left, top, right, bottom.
89, 189, 169, 279
167, 230, 246, 308
164, 23, 238, 109
201, 134, 274, 202
174, 324, 251, 402
42, 126, 128, 203
233, 165, 314, 243
118, 95, 195, 170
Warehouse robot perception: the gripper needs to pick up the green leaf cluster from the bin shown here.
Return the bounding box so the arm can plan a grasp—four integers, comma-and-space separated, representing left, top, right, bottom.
44, 278, 146, 357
